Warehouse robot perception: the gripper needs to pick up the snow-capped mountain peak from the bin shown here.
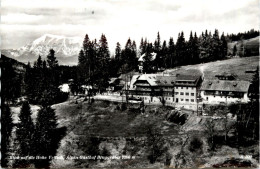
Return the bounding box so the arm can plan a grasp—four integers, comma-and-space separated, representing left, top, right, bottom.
19, 34, 83, 57
2, 34, 83, 65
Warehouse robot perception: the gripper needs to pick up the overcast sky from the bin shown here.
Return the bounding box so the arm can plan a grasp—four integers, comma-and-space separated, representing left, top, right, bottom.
1, 0, 259, 52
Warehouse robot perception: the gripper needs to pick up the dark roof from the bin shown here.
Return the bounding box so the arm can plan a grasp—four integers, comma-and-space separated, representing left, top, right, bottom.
200, 80, 250, 92
176, 75, 201, 81
175, 75, 201, 87
131, 74, 176, 89
155, 76, 176, 86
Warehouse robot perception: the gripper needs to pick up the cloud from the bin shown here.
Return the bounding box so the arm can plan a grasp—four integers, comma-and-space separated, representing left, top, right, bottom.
1, 0, 258, 50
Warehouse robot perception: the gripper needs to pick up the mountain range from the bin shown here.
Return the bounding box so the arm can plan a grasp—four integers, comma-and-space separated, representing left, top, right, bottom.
1, 34, 83, 65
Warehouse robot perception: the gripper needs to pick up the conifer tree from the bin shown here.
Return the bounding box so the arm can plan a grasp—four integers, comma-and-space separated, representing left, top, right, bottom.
161, 40, 168, 68
36, 55, 43, 69
175, 32, 186, 66
1, 104, 14, 168
14, 101, 35, 167
115, 42, 121, 61
192, 32, 200, 64
47, 49, 58, 69
139, 37, 145, 56
168, 37, 175, 68
33, 106, 60, 168
187, 31, 194, 64
220, 33, 227, 59
212, 29, 221, 60
78, 49, 85, 65
96, 34, 110, 92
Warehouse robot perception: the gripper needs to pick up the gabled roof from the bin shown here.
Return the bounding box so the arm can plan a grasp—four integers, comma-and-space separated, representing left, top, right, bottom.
176, 74, 201, 81
131, 74, 176, 88
200, 80, 250, 92
155, 76, 176, 86
175, 75, 201, 87
138, 52, 157, 62
128, 75, 140, 90
134, 74, 158, 86
109, 77, 118, 84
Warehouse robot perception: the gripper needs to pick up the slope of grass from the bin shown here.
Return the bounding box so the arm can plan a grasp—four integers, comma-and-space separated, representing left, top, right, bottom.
227, 36, 259, 55
164, 55, 259, 81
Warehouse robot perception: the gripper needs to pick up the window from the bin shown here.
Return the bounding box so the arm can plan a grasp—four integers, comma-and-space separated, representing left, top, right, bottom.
191, 93, 194, 96
191, 99, 194, 102
181, 99, 184, 101
186, 87, 188, 89
181, 87, 183, 89
175, 92, 179, 95
176, 87, 178, 89
186, 99, 189, 102
185, 92, 189, 96
180, 92, 184, 95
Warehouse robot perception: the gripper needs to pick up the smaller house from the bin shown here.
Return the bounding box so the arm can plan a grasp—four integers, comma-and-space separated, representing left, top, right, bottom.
138, 52, 157, 73
200, 80, 250, 104
106, 77, 124, 95
59, 83, 70, 93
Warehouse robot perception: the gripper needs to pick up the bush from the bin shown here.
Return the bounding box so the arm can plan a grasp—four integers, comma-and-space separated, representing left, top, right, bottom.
189, 137, 203, 153
121, 103, 127, 111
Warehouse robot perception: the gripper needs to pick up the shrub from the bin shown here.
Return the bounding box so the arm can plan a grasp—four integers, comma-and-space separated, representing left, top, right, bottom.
121, 103, 127, 111
189, 137, 203, 153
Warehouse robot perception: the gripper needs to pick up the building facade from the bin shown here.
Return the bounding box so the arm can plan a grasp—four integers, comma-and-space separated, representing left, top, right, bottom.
174, 75, 202, 110
200, 80, 250, 104
128, 74, 176, 104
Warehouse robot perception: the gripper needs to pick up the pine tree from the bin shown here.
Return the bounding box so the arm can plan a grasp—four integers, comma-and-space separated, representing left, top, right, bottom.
1, 104, 14, 168
96, 34, 110, 92
187, 31, 194, 64
47, 49, 58, 68
115, 42, 121, 61
36, 55, 43, 69
161, 40, 168, 68
212, 29, 221, 60
131, 40, 138, 70
33, 106, 60, 168
154, 32, 161, 53
78, 49, 85, 65
139, 37, 145, 56
168, 37, 175, 68
143, 43, 154, 73
192, 32, 200, 64
175, 32, 186, 66
14, 101, 35, 167
220, 33, 227, 59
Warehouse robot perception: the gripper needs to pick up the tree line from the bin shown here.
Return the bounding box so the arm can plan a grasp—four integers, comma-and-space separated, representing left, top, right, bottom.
78, 29, 228, 79
24, 49, 69, 105
227, 29, 259, 42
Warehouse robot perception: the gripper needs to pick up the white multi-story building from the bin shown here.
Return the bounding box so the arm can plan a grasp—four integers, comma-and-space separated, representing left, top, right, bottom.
174, 74, 203, 110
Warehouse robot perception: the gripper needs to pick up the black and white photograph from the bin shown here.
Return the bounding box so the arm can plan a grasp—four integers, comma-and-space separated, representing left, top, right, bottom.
1, 0, 259, 168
